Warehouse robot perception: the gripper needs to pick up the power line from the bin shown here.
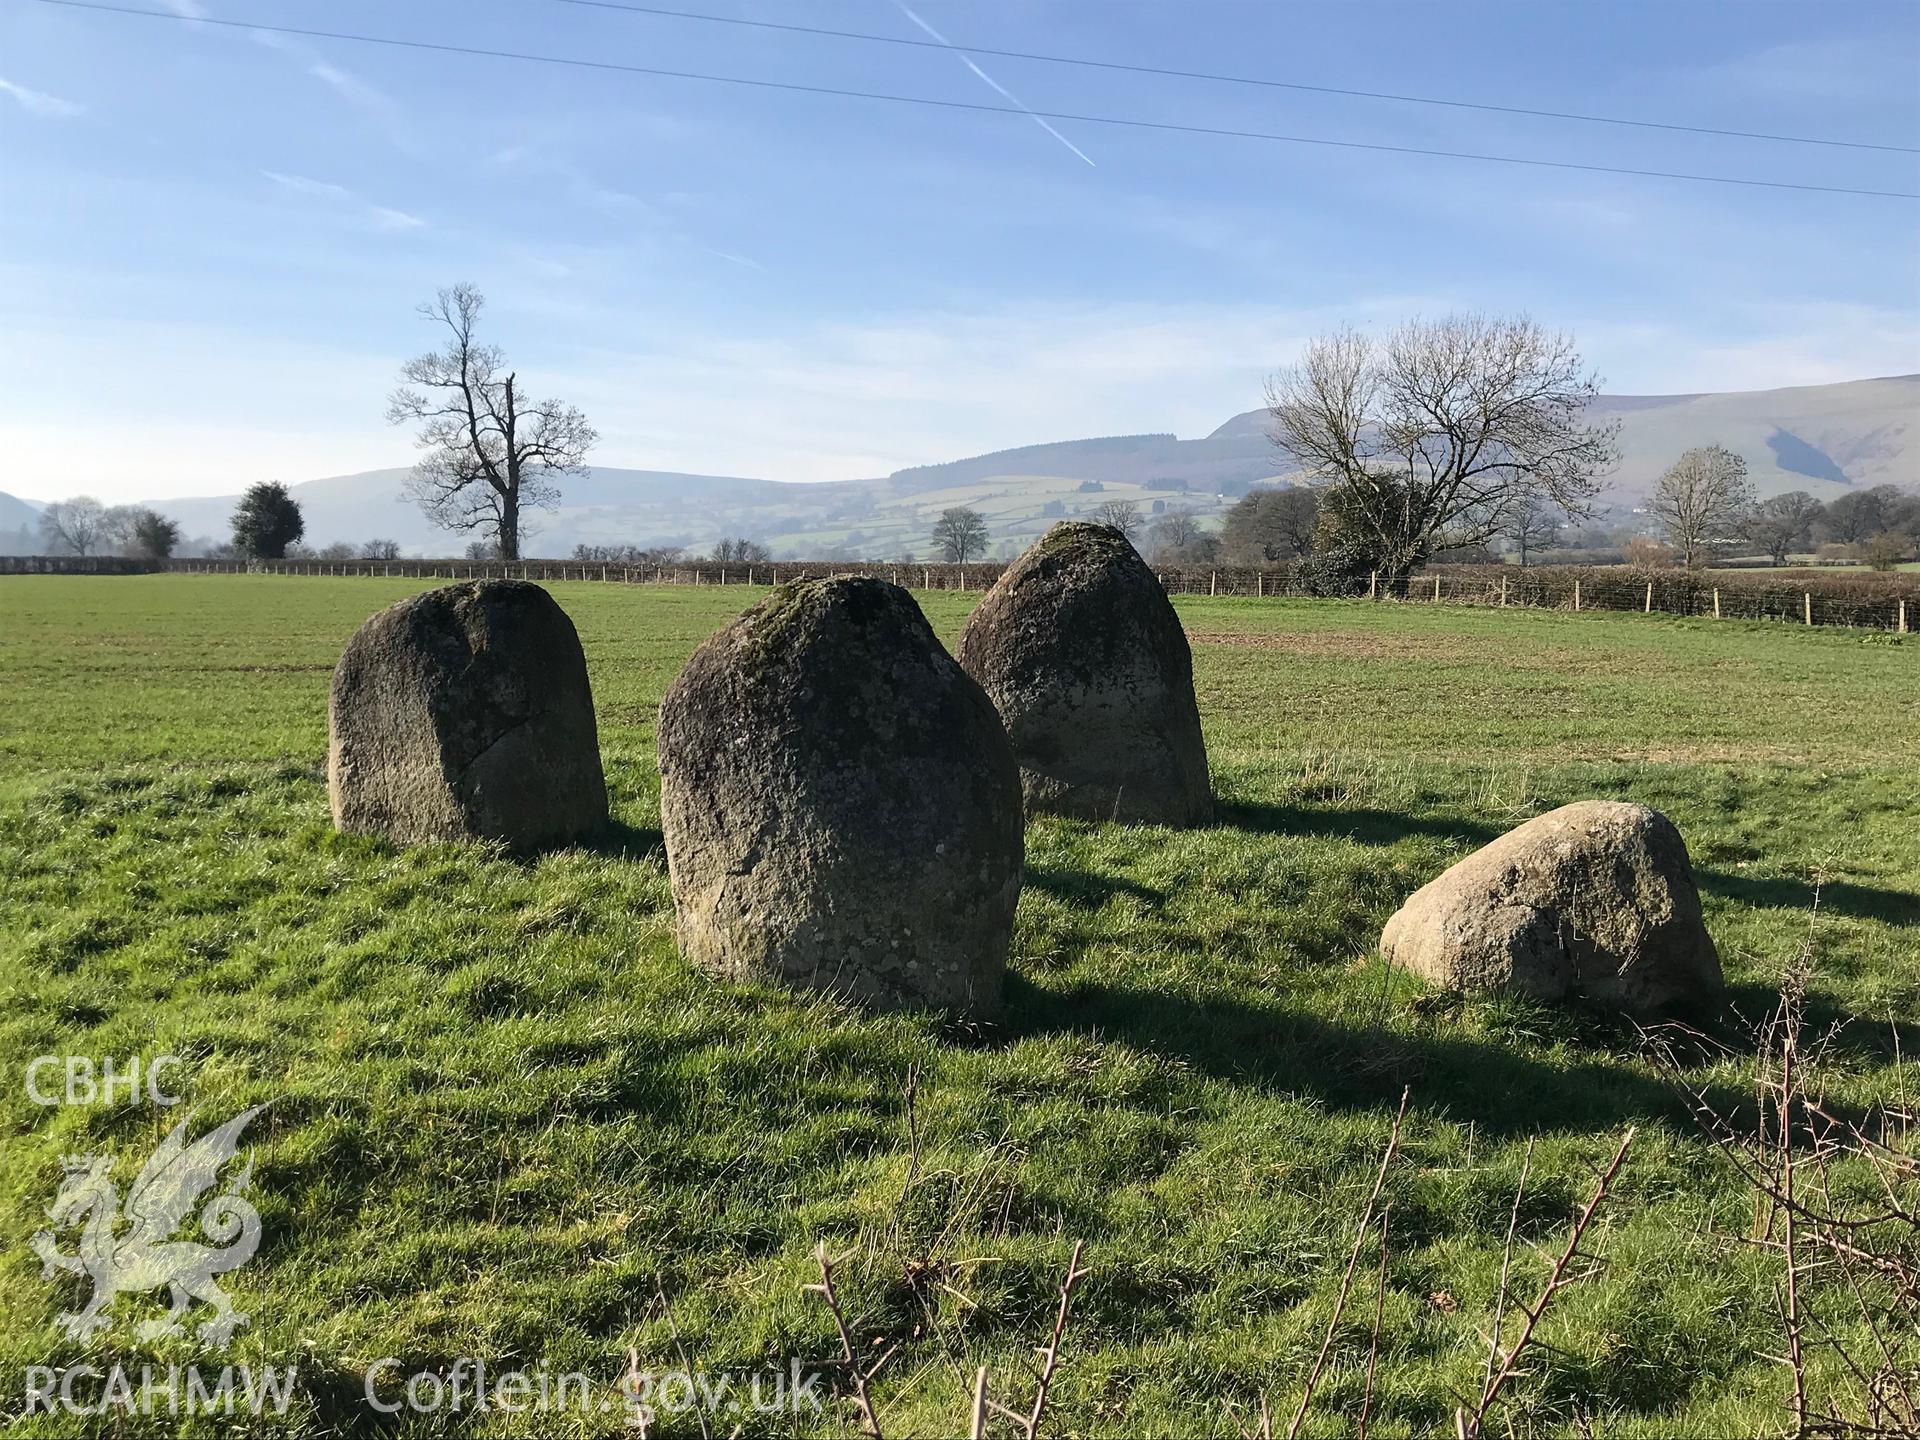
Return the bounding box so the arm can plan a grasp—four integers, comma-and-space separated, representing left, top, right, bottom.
548, 0, 1920, 157
26, 0, 1920, 200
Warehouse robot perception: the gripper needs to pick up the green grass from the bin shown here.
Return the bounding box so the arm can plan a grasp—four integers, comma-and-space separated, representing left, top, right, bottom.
1, 575, 1915, 1437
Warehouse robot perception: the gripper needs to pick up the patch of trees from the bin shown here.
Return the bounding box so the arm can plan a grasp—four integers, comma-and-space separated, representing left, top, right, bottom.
1146, 508, 1217, 565
711, 537, 772, 563
35, 497, 185, 559
1219, 487, 1318, 565
1643, 471, 1919, 570
572, 542, 687, 565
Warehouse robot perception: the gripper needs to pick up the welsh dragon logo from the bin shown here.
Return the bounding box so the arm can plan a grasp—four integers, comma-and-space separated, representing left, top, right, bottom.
30, 1106, 265, 1347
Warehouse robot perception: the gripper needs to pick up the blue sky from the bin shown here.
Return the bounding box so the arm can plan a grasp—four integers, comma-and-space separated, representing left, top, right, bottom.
2, 0, 1916, 502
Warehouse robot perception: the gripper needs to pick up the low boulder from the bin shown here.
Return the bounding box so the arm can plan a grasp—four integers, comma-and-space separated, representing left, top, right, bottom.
657, 576, 1022, 1018
1380, 800, 1722, 1012
955, 523, 1211, 825
328, 580, 607, 848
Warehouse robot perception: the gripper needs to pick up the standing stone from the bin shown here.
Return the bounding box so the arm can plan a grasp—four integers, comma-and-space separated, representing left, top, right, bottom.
955, 522, 1211, 825
1380, 800, 1723, 1012
328, 580, 607, 849
658, 576, 1022, 1018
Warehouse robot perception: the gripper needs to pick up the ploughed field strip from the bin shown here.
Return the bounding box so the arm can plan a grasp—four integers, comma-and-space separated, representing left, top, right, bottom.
0, 572, 1916, 1437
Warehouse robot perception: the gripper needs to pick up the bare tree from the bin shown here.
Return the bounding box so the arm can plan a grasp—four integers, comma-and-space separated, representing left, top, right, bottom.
1742, 490, 1823, 566
1266, 314, 1618, 578
38, 496, 108, 555
1090, 499, 1142, 542
1651, 445, 1755, 568
1500, 491, 1562, 566
361, 538, 402, 560
99, 505, 142, 555
387, 284, 596, 563
932, 506, 989, 562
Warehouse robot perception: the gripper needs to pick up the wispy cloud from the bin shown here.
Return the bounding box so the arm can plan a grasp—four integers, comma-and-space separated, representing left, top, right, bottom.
890, 2, 1095, 167
0, 78, 84, 119
262, 171, 424, 231
369, 205, 426, 231
263, 170, 350, 201
307, 60, 389, 114
700, 247, 768, 273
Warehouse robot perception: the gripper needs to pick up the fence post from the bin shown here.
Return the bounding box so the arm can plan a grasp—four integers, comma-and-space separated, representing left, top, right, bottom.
1500, 578, 1508, 606
1210, 571, 1217, 597
923, 567, 931, 590
1644, 581, 1653, 614
1434, 574, 1442, 603
1573, 579, 1581, 612
1901, 599, 1909, 634
1256, 572, 1263, 598
1368, 571, 1377, 601
1713, 588, 1721, 620
1804, 592, 1813, 626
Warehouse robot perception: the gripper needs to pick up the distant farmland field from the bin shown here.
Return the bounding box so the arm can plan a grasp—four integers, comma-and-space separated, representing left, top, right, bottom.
1, 576, 1915, 1436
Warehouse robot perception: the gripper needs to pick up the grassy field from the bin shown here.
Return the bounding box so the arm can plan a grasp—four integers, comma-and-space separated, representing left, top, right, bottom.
0, 575, 1915, 1437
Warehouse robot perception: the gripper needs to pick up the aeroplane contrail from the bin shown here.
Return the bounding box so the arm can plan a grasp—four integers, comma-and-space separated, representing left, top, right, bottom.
890, 1, 1096, 166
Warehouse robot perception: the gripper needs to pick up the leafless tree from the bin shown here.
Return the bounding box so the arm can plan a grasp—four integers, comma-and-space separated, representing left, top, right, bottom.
1266, 314, 1618, 578
38, 496, 108, 555
361, 539, 402, 560
1090, 499, 1142, 542
1501, 491, 1563, 566
387, 283, 596, 562
99, 504, 143, 555
1651, 444, 1755, 568
1742, 490, 1824, 566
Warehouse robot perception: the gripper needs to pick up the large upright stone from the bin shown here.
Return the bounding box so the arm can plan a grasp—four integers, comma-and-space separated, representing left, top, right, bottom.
328, 580, 607, 849
955, 523, 1211, 825
1380, 800, 1723, 1012
657, 576, 1022, 1018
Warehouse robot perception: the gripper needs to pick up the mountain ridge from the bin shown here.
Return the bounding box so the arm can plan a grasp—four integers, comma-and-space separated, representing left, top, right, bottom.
9, 375, 1913, 558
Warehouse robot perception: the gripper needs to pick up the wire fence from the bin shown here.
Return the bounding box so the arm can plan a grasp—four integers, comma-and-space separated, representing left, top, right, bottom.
4, 554, 1915, 632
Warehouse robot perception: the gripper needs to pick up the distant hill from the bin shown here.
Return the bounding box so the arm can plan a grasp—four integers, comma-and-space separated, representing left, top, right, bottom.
0, 490, 40, 553
110, 374, 1919, 559
0, 490, 40, 531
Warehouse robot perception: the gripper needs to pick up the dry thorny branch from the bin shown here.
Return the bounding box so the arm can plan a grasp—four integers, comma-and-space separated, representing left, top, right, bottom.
970, 1239, 1090, 1440
803, 1062, 1102, 1438
1646, 891, 1920, 1438
1282, 1087, 1411, 1440
1455, 1126, 1637, 1438
623, 1276, 714, 1440
807, 1243, 895, 1440
802, 1236, 1089, 1440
